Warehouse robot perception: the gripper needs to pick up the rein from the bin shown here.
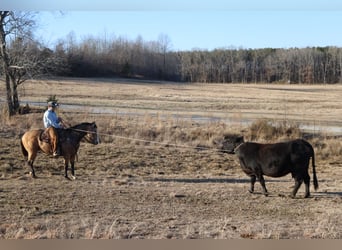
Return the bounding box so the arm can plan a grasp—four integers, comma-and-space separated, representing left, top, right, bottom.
66, 125, 236, 154
67, 128, 236, 154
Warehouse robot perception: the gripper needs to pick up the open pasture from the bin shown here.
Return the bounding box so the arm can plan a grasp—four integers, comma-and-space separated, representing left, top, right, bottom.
0, 78, 341, 239
15, 79, 342, 133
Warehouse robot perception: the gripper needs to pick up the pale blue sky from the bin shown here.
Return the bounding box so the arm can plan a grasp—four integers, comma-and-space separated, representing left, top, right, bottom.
5, 0, 342, 51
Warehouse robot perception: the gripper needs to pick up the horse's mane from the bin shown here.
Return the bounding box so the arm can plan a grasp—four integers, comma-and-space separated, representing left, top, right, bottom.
69, 122, 93, 130
59, 122, 95, 140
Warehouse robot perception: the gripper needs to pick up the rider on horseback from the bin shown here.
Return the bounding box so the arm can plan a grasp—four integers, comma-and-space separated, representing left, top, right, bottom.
43, 101, 67, 157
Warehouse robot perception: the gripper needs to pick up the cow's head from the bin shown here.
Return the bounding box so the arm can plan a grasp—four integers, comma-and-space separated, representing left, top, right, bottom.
214, 134, 244, 154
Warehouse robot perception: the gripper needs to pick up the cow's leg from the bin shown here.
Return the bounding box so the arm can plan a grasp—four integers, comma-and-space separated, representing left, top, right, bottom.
258, 175, 268, 196
249, 175, 256, 193
303, 172, 311, 198
291, 177, 303, 198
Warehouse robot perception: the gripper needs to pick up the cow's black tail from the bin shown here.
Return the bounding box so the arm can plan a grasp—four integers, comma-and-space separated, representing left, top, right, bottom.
309, 142, 319, 191
302, 139, 319, 190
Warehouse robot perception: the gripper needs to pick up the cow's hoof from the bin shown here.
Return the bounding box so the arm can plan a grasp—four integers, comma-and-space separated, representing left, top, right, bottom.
248, 189, 254, 194
263, 193, 269, 197
71, 175, 76, 180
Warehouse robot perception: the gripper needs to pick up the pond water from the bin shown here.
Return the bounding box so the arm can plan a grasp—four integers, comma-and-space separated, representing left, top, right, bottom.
20, 100, 342, 135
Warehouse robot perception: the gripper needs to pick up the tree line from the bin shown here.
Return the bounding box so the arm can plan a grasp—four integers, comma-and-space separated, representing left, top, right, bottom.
1, 12, 342, 116
35, 35, 342, 84
178, 47, 342, 84
5, 32, 342, 84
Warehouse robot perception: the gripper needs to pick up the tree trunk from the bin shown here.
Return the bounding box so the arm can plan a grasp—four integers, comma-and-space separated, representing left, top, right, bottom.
5, 75, 15, 116
10, 75, 20, 113
0, 11, 16, 116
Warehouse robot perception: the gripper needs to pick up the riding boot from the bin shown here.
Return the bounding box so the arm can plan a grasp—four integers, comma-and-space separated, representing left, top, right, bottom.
48, 127, 60, 157
53, 131, 61, 157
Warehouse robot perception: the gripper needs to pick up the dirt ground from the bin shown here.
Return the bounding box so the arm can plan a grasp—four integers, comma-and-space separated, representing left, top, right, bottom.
1, 131, 342, 239
0, 79, 341, 239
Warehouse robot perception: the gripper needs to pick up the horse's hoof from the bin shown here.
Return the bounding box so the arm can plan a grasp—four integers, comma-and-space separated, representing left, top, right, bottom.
29, 172, 37, 178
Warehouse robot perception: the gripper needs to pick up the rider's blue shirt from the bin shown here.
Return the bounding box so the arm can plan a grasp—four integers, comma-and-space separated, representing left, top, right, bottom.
43, 109, 62, 129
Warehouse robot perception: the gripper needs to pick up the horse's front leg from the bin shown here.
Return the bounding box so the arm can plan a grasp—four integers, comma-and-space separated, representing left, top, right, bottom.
64, 158, 69, 179
70, 156, 76, 180
65, 157, 76, 180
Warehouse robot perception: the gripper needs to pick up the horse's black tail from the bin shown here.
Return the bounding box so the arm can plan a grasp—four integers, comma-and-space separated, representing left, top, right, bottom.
20, 137, 28, 157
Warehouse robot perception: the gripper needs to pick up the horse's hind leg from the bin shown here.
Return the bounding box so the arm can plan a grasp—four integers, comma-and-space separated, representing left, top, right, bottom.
27, 152, 37, 178
26, 160, 36, 178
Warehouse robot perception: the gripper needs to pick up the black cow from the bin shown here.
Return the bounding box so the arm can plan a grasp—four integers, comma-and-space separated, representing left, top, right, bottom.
235, 139, 318, 198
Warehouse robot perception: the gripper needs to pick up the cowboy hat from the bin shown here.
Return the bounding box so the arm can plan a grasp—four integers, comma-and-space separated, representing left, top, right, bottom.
47, 101, 59, 107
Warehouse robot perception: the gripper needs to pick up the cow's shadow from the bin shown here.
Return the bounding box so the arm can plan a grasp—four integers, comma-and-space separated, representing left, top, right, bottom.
147, 177, 342, 199
313, 191, 342, 198
148, 177, 287, 184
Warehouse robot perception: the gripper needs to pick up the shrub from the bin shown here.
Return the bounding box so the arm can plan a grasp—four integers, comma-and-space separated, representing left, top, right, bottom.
248, 119, 301, 142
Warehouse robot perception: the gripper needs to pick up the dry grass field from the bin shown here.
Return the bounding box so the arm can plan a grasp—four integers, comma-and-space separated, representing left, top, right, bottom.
0, 78, 341, 239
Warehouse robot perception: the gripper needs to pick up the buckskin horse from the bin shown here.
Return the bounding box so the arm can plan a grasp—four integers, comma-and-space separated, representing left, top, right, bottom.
20, 122, 99, 179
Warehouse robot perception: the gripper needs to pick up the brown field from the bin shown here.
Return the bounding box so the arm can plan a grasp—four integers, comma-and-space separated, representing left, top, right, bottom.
0, 78, 342, 239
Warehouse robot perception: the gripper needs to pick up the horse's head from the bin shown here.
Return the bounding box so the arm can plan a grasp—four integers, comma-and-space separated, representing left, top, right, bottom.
83, 122, 100, 145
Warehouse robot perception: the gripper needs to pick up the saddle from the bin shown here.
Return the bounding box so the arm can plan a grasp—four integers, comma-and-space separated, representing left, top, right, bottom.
39, 129, 51, 143
39, 128, 64, 143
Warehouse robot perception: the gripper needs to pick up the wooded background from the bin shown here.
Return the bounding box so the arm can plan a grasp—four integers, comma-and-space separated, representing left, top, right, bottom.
11, 33, 342, 84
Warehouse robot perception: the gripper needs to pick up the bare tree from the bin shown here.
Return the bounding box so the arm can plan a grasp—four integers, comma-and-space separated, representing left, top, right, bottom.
158, 33, 172, 79
0, 11, 37, 116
